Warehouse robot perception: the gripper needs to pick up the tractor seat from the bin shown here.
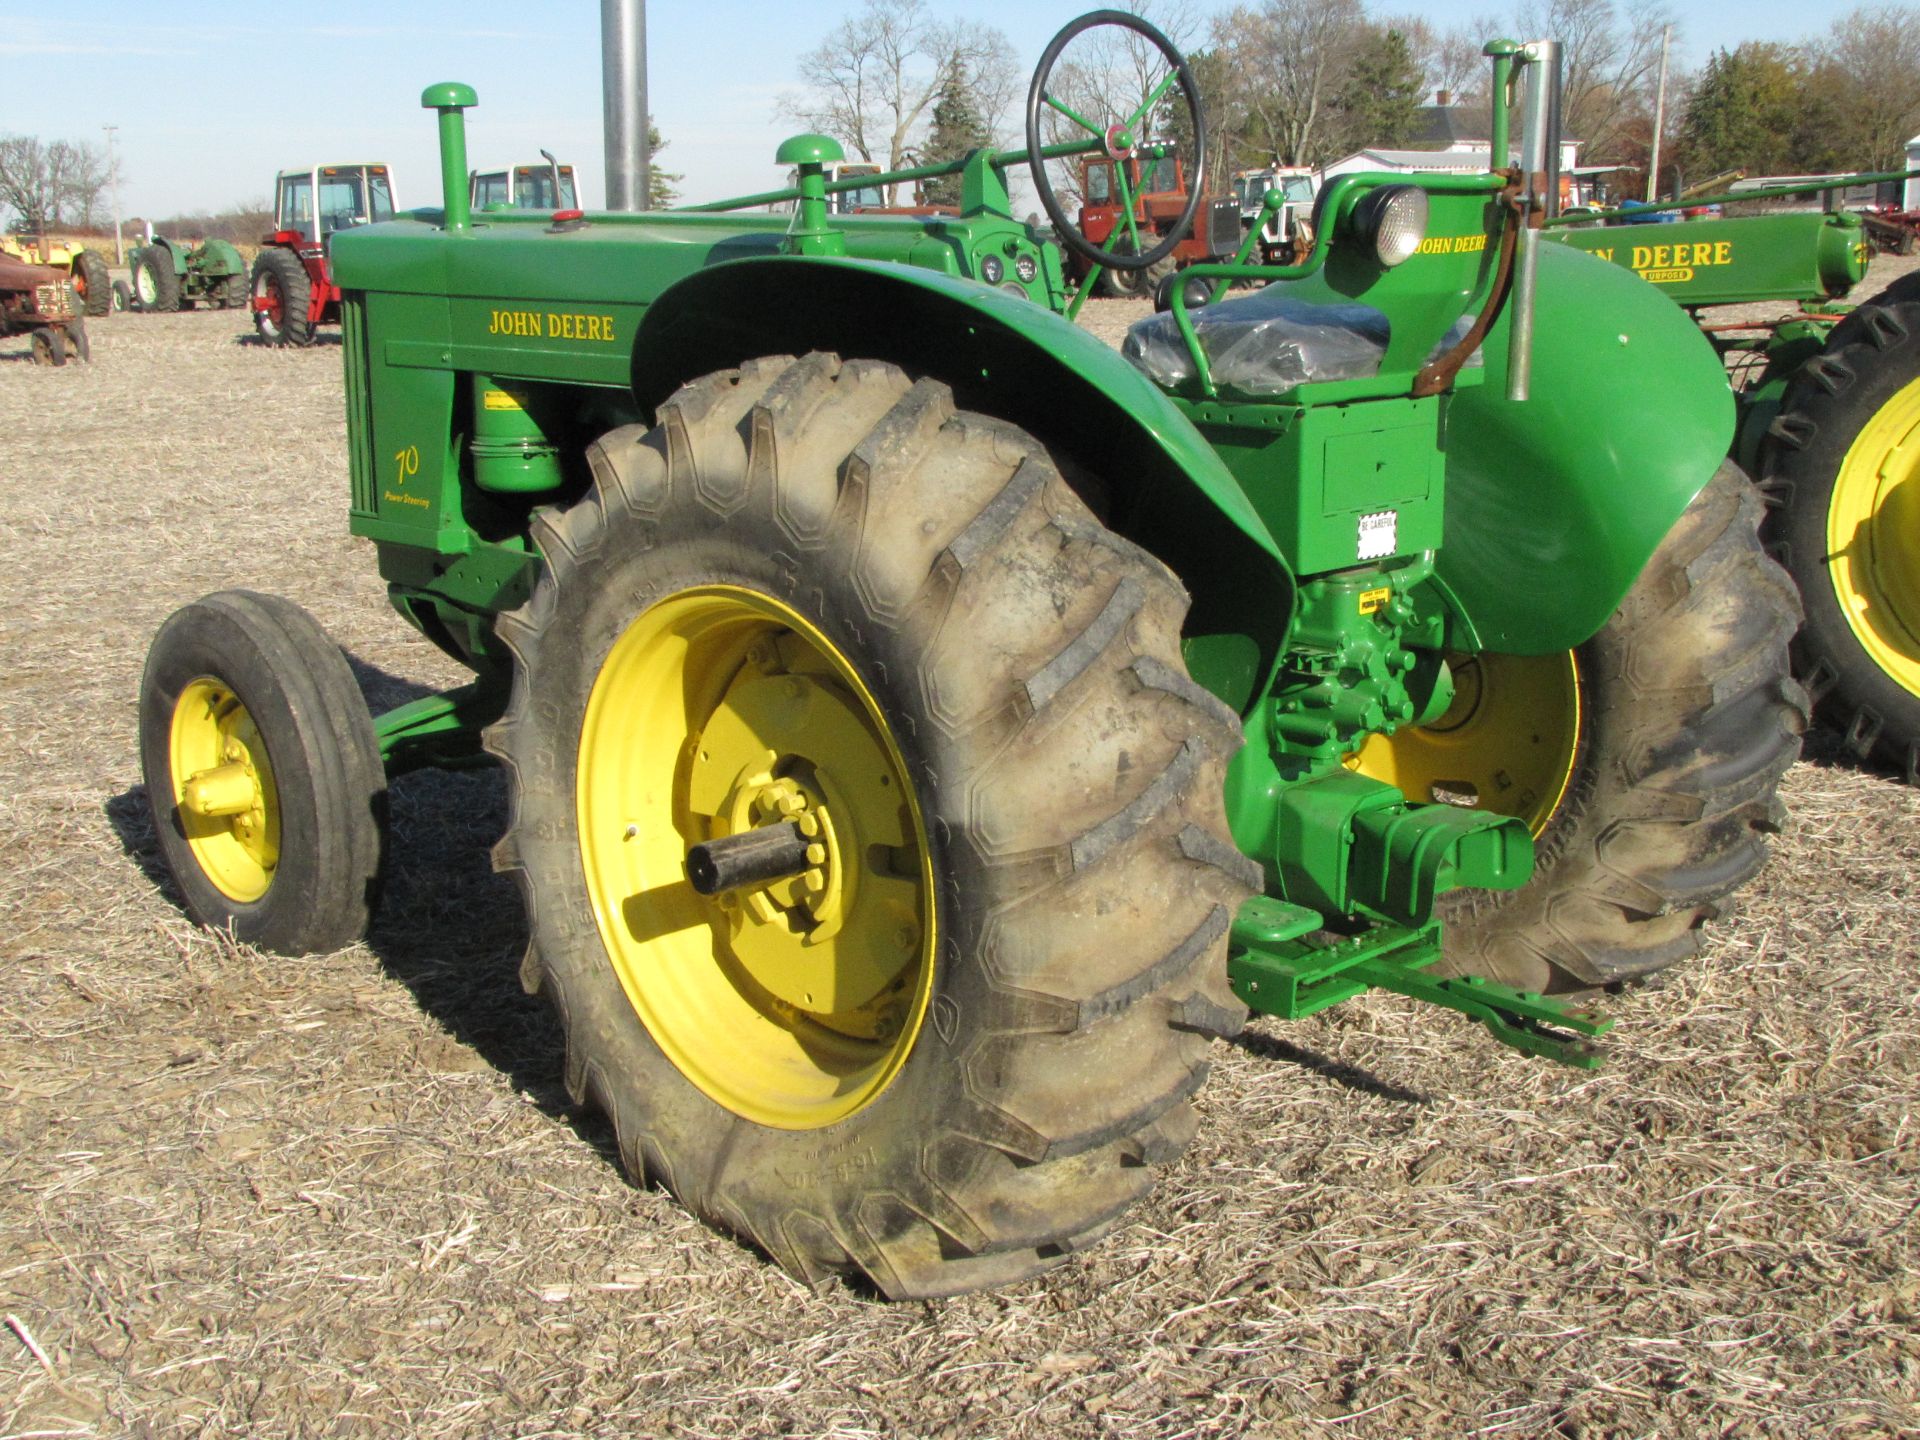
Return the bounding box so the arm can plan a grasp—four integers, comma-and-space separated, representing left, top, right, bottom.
1122, 287, 1391, 394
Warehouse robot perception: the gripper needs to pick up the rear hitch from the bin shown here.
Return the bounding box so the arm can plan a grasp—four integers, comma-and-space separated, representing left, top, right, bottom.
1229, 898, 1612, 1069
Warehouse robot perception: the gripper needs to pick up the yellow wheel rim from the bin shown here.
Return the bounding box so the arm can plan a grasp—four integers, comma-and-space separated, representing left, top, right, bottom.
577, 586, 936, 1130
1345, 651, 1583, 836
169, 679, 280, 903
1826, 374, 1920, 700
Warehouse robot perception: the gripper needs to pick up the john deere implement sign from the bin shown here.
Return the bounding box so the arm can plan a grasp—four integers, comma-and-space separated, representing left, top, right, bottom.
1580, 239, 1734, 285
1547, 211, 1868, 308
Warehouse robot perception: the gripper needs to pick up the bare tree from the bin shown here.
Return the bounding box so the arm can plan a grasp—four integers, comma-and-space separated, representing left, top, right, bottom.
0, 134, 114, 233
1213, 0, 1368, 167
1817, 5, 1920, 170
1512, 0, 1672, 159
784, 0, 1017, 196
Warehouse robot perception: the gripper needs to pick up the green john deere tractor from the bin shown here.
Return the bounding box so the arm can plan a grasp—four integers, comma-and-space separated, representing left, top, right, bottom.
138, 16, 1806, 1297
125, 228, 249, 313
1551, 198, 1919, 784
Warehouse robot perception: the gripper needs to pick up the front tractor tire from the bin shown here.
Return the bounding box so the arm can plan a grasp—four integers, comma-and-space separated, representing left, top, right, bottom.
139, 591, 386, 955
251, 246, 314, 346
1350, 464, 1806, 994
489, 353, 1255, 1298
1762, 278, 1920, 783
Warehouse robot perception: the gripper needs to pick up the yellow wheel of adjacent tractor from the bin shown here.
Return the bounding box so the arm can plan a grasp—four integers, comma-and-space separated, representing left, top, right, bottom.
1826, 375, 1920, 699
1361, 465, 1804, 995
576, 586, 936, 1130
1347, 650, 1582, 837
140, 591, 386, 954
490, 354, 1254, 1298
1766, 282, 1920, 784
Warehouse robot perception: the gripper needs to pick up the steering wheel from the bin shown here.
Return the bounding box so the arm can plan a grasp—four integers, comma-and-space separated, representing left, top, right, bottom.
1025, 10, 1207, 275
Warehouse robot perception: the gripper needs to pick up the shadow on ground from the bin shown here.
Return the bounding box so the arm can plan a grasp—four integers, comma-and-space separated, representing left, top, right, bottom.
104, 648, 614, 1160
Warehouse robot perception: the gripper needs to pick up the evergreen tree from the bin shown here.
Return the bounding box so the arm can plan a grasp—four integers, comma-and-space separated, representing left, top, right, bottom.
647, 118, 683, 209
1675, 45, 1805, 180
1331, 29, 1425, 153
921, 62, 991, 208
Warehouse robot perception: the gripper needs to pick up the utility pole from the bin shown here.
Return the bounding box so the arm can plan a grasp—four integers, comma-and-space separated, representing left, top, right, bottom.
102, 124, 124, 264
601, 0, 650, 210
1645, 26, 1670, 204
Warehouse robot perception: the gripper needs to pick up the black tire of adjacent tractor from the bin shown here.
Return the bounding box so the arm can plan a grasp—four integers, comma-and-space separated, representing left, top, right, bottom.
1438, 464, 1807, 995
488, 352, 1255, 1298
216, 271, 249, 309
29, 326, 66, 366
139, 591, 387, 955
1153, 269, 1216, 313
1097, 243, 1177, 299
251, 246, 314, 346
135, 246, 181, 313
73, 250, 110, 316
112, 278, 131, 313
1760, 278, 1920, 784
64, 319, 90, 363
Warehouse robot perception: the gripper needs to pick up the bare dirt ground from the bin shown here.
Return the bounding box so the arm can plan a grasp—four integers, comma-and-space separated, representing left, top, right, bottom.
1, 261, 1917, 1440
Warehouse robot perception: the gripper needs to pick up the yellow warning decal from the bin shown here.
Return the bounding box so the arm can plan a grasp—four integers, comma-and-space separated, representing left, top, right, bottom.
1358, 586, 1391, 615
482, 388, 524, 411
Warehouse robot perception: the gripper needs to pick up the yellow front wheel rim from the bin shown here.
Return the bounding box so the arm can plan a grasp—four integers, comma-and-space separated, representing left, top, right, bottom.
577, 586, 936, 1131
1346, 651, 1583, 836
1826, 374, 1920, 701
169, 679, 280, 903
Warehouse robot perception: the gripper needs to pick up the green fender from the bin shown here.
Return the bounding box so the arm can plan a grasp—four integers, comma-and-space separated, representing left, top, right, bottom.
189, 237, 246, 279
1437, 241, 1737, 653
633, 257, 1296, 710
146, 236, 189, 276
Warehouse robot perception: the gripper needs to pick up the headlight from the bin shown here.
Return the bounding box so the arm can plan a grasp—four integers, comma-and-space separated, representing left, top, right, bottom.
1014, 253, 1037, 284
1351, 185, 1428, 268
979, 254, 1005, 285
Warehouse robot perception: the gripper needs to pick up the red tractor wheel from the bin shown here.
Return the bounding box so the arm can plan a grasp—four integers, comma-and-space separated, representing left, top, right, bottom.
251, 246, 314, 346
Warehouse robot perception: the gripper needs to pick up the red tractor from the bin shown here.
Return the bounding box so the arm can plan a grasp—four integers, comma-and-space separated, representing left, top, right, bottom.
250, 164, 396, 346
1071, 151, 1241, 297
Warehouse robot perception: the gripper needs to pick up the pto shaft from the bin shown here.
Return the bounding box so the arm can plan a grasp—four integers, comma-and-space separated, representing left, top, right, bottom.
686, 823, 811, 896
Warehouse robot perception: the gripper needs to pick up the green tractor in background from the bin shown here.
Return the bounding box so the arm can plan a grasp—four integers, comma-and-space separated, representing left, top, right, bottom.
125, 224, 249, 313
137, 16, 1806, 1298
1553, 195, 1920, 783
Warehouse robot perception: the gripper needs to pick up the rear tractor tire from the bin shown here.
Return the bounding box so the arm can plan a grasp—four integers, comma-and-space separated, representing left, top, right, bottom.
1762, 278, 1920, 784
488, 352, 1255, 1298
134, 246, 181, 313
1348, 463, 1806, 994
139, 591, 386, 955
73, 249, 111, 317
250, 246, 314, 346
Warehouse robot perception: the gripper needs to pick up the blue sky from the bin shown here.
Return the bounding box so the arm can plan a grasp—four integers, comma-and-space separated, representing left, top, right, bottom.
1, 0, 1839, 222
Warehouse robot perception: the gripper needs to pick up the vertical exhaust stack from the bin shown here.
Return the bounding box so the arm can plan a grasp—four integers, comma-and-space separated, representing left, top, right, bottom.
421, 82, 478, 233
602, 0, 650, 210
1506, 39, 1562, 403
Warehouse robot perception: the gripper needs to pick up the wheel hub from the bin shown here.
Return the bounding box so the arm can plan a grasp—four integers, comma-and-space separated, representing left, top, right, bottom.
1827, 373, 1920, 699
1345, 650, 1582, 836
577, 586, 935, 1128
169, 679, 279, 902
